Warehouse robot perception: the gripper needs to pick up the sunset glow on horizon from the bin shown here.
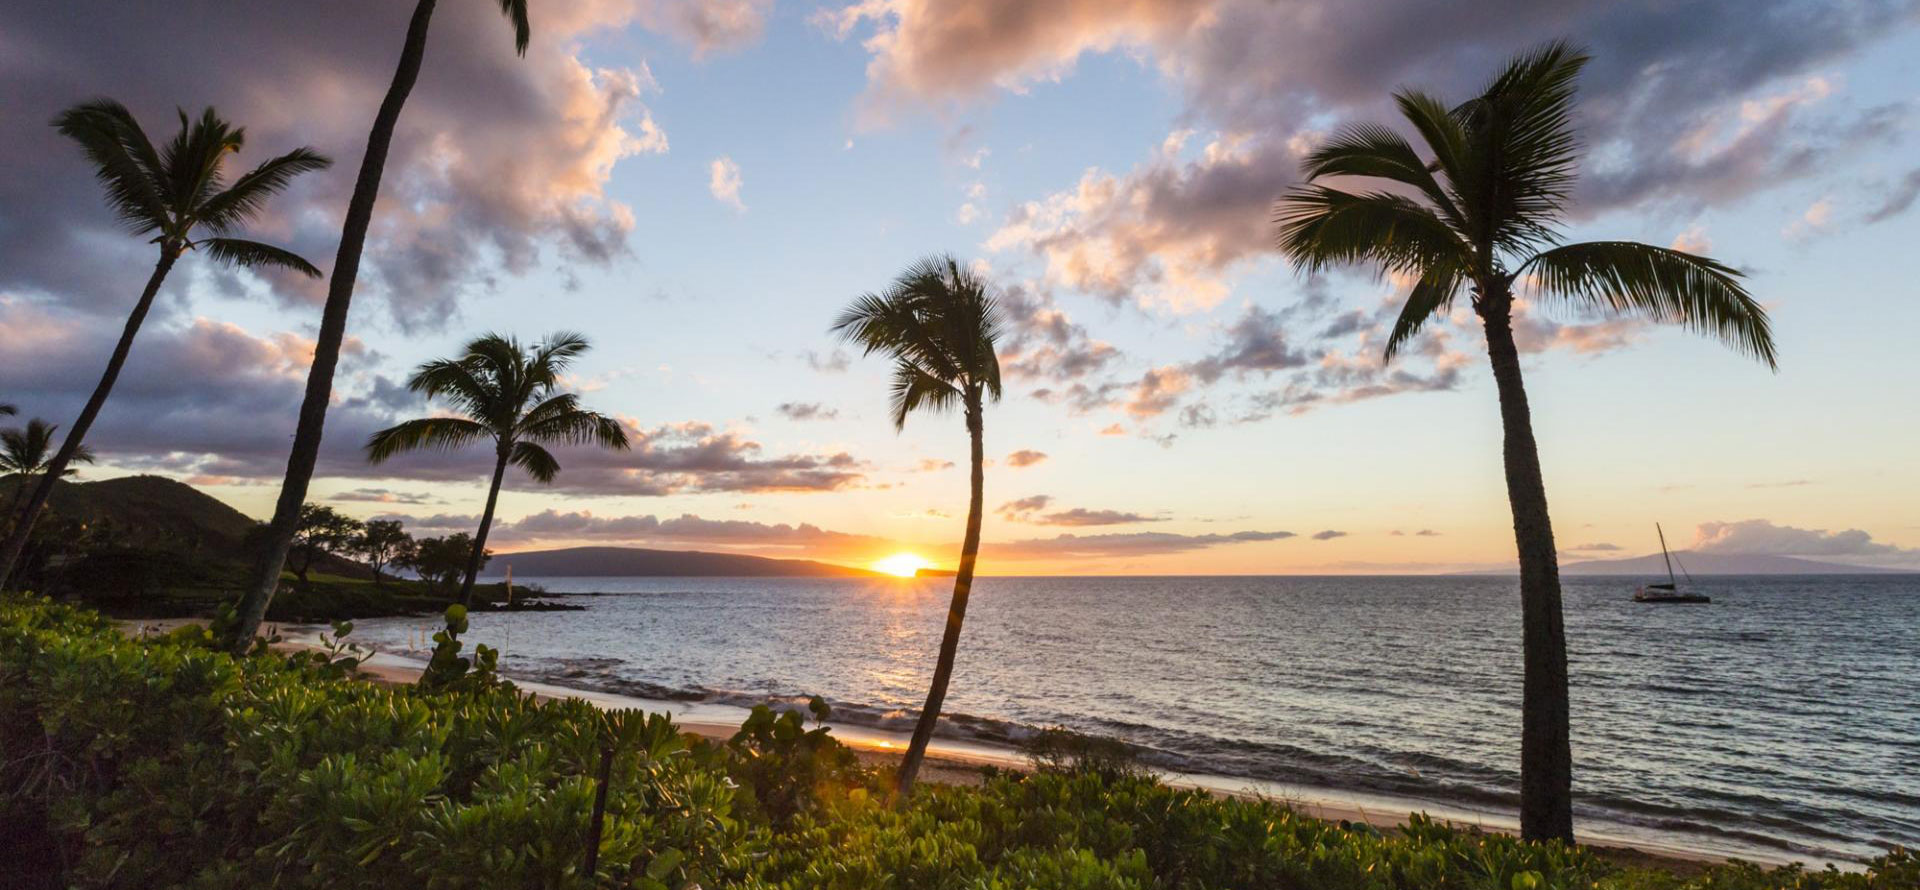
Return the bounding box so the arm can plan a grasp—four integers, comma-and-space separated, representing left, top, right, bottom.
872, 553, 933, 578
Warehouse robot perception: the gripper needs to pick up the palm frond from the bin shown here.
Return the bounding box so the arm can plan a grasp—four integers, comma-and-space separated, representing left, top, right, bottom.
365, 417, 490, 464
198, 238, 323, 278
407, 358, 500, 425
1275, 186, 1469, 276
1384, 267, 1467, 363
508, 441, 560, 483
888, 358, 962, 431
51, 99, 170, 235
1302, 121, 1464, 228
1461, 40, 1588, 256
196, 147, 332, 233
517, 396, 629, 450
497, 0, 532, 55
1519, 240, 1776, 368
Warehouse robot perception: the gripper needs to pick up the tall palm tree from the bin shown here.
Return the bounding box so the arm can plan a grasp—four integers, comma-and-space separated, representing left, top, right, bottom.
833, 255, 1004, 798
230, 0, 534, 652
365, 332, 627, 607
0, 102, 327, 587
3, 419, 96, 522
1273, 41, 1775, 842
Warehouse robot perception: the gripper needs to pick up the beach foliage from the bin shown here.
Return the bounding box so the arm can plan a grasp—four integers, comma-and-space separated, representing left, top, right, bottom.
2, 597, 1909, 890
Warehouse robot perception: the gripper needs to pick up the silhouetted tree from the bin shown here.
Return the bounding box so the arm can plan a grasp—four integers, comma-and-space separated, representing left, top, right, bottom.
0, 101, 326, 587
366, 332, 627, 607
832, 255, 1003, 798
3, 420, 97, 534
357, 519, 413, 585
230, 0, 534, 652
287, 504, 364, 587
408, 534, 490, 594
1272, 41, 1776, 842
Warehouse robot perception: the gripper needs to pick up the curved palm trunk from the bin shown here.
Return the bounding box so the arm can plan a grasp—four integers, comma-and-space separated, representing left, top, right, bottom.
1479, 294, 1574, 843
227, 0, 439, 650
458, 448, 510, 608
0, 251, 178, 588
896, 399, 985, 798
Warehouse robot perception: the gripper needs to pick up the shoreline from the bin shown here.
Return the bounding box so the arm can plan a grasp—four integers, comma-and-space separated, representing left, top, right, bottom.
257, 624, 1768, 871
118, 617, 1829, 872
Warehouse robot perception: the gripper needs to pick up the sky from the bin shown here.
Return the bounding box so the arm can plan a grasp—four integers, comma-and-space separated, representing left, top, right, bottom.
3, 0, 1918, 575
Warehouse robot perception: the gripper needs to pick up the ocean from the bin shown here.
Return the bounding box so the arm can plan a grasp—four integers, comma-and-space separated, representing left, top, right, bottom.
340, 574, 1919, 864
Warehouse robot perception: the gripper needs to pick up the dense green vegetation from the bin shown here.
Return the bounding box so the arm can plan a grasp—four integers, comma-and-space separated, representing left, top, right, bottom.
3, 597, 1909, 889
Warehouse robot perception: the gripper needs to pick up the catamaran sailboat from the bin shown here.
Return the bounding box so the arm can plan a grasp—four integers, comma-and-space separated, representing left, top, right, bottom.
1633, 523, 1710, 604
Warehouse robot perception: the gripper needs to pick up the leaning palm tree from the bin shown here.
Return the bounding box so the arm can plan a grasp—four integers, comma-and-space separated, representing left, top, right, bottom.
0, 102, 327, 587
366, 332, 627, 607
3, 420, 96, 521
1274, 41, 1775, 842
230, 0, 534, 652
833, 255, 1004, 798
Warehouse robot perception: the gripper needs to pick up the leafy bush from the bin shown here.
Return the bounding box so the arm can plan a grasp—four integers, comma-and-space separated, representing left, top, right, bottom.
2, 596, 1912, 890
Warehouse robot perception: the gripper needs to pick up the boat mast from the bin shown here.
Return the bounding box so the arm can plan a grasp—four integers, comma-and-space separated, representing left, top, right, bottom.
1657, 523, 1676, 586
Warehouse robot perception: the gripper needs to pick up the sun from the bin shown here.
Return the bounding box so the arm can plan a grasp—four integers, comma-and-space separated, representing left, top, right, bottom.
872, 552, 931, 578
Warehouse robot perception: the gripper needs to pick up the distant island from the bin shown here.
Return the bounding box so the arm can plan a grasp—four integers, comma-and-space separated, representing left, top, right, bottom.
1560, 550, 1907, 576
480, 545, 882, 578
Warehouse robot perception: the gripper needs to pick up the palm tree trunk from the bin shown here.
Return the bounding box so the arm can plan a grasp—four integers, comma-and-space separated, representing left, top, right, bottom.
1479, 293, 1574, 843
227, 0, 439, 650
896, 399, 985, 798
0, 250, 178, 588
457, 448, 509, 608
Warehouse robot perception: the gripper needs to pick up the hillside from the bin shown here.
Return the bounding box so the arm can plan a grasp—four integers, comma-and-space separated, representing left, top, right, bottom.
1560, 550, 1907, 575
481, 546, 880, 578
2, 474, 257, 555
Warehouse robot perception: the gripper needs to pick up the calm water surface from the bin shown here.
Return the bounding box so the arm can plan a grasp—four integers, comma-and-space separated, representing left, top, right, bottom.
345, 575, 1919, 862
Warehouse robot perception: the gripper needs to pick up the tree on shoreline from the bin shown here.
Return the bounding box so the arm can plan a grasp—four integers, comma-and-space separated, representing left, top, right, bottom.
1273, 41, 1776, 842
357, 519, 414, 586
285, 504, 365, 588
833, 255, 1004, 798
0, 101, 327, 589
227, 0, 534, 651
366, 332, 627, 607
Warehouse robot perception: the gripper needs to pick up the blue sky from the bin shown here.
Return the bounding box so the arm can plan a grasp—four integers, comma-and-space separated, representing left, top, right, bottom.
3, 0, 1918, 573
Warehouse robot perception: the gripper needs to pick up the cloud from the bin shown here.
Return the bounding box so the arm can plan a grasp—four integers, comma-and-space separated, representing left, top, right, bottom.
1005, 449, 1049, 467
1781, 195, 1835, 240
1186, 304, 1313, 383
775, 402, 839, 421
0, 1, 702, 332
1566, 542, 1622, 551
989, 529, 1295, 559
331, 488, 440, 505
803, 348, 852, 373
631, 0, 773, 57
1123, 366, 1194, 419
709, 156, 746, 210
0, 299, 866, 496
997, 495, 1161, 526
914, 458, 956, 471
996, 284, 1122, 384
851, 0, 1919, 310
1690, 519, 1919, 561
1310, 529, 1347, 541
1865, 168, 1920, 224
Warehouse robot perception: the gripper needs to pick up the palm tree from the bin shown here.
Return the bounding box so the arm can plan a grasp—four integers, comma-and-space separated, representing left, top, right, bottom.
833, 255, 1004, 798
0, 102, 328, 588
366, 332, 627, 607
230, 0, 534, 652
3, 420, 96, 522
1273, 41, 1775, 842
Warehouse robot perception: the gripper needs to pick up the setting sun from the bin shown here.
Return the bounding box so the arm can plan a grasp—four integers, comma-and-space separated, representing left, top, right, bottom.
871, 552, 931, 578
